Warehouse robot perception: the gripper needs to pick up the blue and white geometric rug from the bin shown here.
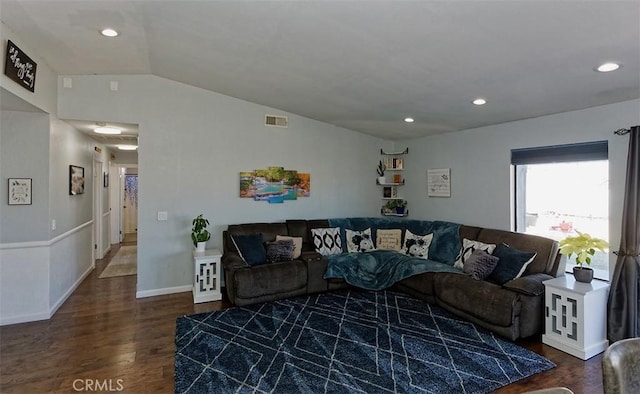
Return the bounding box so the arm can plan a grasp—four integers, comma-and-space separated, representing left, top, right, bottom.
175, 290, 554, 393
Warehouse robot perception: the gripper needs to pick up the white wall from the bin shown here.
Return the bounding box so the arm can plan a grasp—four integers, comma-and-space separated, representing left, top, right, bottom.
403, 99, 640, 275
0, 111, 50, 242
57, 74, 387, 296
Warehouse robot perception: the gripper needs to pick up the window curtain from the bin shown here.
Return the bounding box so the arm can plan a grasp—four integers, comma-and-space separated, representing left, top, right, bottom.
608, 125, 640, 343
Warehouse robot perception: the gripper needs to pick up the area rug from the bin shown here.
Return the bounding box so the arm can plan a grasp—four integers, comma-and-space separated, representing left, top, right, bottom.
99, 246, 137, 278
175, 290, 554, 393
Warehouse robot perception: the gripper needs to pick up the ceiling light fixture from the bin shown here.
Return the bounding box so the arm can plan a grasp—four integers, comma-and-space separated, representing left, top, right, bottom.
118, 145, 138, 151
595, 62, 621, 72
404, 117, 415, 123
101, 28, 118, 37
94, 126, 122, 135
472, 98, 487, 106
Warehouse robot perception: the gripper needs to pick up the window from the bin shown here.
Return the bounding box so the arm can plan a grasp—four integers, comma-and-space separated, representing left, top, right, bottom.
512, 142, 609, 280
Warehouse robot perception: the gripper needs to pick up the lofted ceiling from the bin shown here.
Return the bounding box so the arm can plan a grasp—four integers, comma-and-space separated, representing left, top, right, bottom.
1, 1, 638, 140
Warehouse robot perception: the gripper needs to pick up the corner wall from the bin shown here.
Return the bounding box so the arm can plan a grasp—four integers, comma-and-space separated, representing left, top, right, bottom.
403, 99, 640, 276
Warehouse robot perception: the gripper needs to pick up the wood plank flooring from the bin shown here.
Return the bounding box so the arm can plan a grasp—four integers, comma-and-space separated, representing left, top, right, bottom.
1, 243, 604, 393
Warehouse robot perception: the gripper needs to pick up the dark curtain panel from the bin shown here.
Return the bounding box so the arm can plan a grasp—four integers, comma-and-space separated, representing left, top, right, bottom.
608, 126, 640, 343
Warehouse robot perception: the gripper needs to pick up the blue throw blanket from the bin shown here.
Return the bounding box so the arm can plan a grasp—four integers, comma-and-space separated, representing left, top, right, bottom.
324, 250, 462, 291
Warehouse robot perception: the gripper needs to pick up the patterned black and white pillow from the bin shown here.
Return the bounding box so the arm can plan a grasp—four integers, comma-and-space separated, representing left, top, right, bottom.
265, 239, 295, 263
311, 227, 343, 255
345, 228, 375, 253
453, 238, 497, 269
402, 229, 434, 259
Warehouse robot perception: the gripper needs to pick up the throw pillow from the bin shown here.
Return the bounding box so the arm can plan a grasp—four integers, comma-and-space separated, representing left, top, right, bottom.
488, 243, 537, 285
463, 249, 500, 280
275, 235, 303, 258
231, 233, 266, 266
311, 227, 343, 255
376, 229, 402, 251
345, 228, 375, 253
453, 239, 497, 269
402, 229, 433, 259
265, 239, 295, 263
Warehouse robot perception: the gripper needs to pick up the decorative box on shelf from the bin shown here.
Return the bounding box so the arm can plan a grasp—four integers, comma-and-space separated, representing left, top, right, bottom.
192, 248, 222, 303
542, 274, 609, 360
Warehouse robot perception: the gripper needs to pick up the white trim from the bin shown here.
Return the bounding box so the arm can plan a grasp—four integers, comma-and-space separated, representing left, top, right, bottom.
48, 263, 94, 318
0, 220, 93, 250
136, 285, 192, 299
0, 311, 50, 326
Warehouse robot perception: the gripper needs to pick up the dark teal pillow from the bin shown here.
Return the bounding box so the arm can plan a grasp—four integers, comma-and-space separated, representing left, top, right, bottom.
231, 233, 266, 266
488, 243, 537, 285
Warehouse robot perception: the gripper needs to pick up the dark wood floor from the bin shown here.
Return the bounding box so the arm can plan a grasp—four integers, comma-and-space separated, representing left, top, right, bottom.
0, 242, 604, 393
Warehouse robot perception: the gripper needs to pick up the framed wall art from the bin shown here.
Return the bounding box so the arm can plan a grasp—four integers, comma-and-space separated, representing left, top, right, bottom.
427, 168, 451, 197
8, 178, 32, 205
69, 165, 85, 195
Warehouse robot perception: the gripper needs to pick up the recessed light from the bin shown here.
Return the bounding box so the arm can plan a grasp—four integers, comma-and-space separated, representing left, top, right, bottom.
118, 145, 138, 151
595, 62, 621, 72
472, 98, 487, 106
94, 126, 121, 135
404, 117, 414, 123
101, 28, 118, 37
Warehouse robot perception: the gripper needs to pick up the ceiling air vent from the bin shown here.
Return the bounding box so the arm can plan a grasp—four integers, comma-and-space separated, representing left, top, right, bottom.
265, 115, 288, 128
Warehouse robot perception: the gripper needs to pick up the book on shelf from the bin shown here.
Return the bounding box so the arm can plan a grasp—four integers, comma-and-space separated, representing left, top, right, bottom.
393, 174, 402, 183
383, 186, 397, 198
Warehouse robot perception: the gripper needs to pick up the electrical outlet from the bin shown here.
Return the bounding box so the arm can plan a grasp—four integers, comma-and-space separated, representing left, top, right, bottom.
51, 219, 56, 231
157, 211, 168, 221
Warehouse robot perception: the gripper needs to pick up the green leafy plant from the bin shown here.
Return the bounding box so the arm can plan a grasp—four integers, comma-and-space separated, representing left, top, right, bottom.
377, 160, 386, 177
559, 230, 609, 267
385, 199, 407, 209
191, 214, 211, 246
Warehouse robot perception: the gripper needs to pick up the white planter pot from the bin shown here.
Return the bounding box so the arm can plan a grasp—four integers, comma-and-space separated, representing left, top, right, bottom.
378, 176, 386, 184
196, 241, 207, 252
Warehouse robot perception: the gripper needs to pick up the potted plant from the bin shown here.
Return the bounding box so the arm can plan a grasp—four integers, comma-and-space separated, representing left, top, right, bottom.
191, 214, 211, 252
377, 160, 386, 184
385, 199, 407, 215
559, 230, 609, 283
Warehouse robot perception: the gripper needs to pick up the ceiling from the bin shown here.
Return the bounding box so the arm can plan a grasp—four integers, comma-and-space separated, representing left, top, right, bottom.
1, 1, 638, 140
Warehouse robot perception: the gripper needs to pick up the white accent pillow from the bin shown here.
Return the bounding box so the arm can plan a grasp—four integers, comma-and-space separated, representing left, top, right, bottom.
453, 238, 497, 269
311, 227, 342, 255
345, 228, 375, 253
402, 229, 433, 259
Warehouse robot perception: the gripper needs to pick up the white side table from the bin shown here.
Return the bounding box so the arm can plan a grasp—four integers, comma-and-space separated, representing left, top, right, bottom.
192, 248, 222, 303
542, 274, 609, 360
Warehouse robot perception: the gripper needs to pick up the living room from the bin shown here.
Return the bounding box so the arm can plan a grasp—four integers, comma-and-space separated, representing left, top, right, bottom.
1, 1, 639, 393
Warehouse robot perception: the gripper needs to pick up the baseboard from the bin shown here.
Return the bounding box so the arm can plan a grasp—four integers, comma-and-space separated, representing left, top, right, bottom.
0, 311, 50, 326
49, 263, 95, 318
136, 285, 192, 299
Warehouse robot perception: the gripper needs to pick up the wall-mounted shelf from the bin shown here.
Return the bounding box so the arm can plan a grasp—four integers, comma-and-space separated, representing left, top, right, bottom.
377, 179, 405, 186
378, 147, 408, 217
380, 148, 409, 155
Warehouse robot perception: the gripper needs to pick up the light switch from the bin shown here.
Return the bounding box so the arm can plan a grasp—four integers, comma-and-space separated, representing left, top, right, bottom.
157, 211, 168, 221
110, 81, 118, 91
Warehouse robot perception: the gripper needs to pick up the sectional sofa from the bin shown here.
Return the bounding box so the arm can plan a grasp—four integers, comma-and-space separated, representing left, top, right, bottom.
222, 217, 564, 340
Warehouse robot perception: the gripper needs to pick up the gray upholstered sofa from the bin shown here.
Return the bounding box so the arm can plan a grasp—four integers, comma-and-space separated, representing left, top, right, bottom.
222, 218, 564, 340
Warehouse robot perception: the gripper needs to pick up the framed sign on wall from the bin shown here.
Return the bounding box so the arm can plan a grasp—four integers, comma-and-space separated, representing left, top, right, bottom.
8, 178, 32, 205
4, 40, 37, 92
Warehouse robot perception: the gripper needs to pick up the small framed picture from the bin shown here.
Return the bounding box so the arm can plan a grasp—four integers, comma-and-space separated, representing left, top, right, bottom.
69, 165, 85, 195
8, 178, 32, 205
103, 172, 109, 188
